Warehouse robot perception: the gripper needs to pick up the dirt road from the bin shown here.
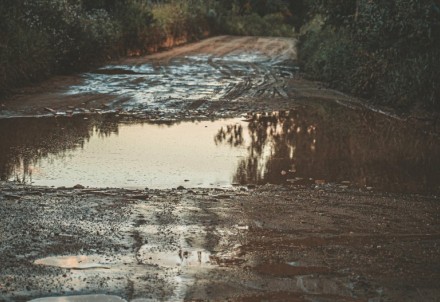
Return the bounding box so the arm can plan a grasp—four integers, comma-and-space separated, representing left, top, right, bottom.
0, 36, 358, 120
0, 36, 439, 302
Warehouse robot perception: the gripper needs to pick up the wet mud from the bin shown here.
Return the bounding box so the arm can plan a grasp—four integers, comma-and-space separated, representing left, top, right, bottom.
0, 36, 297, 120
0, 183, 439, 301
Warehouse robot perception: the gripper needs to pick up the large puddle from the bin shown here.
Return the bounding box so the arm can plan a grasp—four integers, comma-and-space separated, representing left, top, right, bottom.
1, 103, 439, 193
0, 116, 247, 189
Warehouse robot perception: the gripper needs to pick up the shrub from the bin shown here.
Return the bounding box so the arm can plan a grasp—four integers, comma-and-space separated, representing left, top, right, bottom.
300, 27, 360, 93
220, 13, 294, 37
299, 0, 440, 111
114, 1, 154, 52
0, 0, 153, 95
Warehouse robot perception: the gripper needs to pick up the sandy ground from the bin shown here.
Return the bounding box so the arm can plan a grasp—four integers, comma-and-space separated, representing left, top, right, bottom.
0, 36, 439, 301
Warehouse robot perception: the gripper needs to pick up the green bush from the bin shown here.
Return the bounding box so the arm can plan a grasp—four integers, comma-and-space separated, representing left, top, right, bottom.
115, 1, 153, 51
221, 13, 294, 37
76, 10, 121, 65
299, 0, 440, 111
0, 0, 213, 97
0, 0, 124, 95
0, 2, 52, 96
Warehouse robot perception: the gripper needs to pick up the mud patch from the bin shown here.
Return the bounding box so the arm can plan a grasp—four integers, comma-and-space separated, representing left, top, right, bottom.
137, 245, 211, 268
66, 52, 293, 113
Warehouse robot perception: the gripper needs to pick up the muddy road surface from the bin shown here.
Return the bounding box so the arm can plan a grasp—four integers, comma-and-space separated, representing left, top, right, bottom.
1, 36, 380, 121
0, 183, 439, 302
0, 36, 440, 301
0, 36, 298, 119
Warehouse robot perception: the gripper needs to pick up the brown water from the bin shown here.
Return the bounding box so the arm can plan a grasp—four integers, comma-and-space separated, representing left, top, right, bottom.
0, 116, 248, 189
0, 103, 439, 193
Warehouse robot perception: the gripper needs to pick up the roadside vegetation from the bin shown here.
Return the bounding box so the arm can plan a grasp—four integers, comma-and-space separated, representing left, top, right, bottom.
212, 1, 304, 37
1, 0, 439, 112
299, 0, 440, 112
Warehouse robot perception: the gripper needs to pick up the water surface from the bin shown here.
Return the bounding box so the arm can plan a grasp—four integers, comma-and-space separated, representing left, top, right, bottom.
0, 116, 247, 189
1, 104, 439, 193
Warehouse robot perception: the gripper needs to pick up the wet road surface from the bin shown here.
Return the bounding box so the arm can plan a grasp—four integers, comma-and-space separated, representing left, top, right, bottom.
0, 36, 439, 302
0, 36, 297, 119
0, 183, 439, 301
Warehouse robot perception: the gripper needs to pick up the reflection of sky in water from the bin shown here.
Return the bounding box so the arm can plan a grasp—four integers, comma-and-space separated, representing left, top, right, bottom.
9, 118, 249, 189
65, 52, 287, 109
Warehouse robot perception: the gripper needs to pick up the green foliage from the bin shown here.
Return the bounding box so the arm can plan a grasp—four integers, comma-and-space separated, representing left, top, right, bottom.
221, 13, 294, 37
214, 0, 311, 36
115, 1, 153, 51
0, 0, 125, 95
151, 1, 210, 41
300, 0, 440, 111
299, 27, 359, 93
0, 2, 52, 95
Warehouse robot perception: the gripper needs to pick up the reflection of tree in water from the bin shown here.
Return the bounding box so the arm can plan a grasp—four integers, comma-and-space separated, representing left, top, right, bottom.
0, 114, 123, 183
214, 124, 244, 147
216, 104, 440, 194
216, 109, 318, 185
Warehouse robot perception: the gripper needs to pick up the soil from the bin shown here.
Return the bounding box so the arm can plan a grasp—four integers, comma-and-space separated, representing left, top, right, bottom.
0, 36, 439, 302
0, 183, 439, 301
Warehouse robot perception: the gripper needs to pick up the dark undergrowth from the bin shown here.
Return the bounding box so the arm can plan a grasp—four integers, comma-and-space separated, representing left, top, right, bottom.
298, 0, 440, 112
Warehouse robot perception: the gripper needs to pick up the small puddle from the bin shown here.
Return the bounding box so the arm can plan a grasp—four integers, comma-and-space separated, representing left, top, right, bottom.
137, 245, 211, 268
34, 255, 113, 270
29, 295, 126, 302
0, 104, 439, 193
33, 248, 213, 271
